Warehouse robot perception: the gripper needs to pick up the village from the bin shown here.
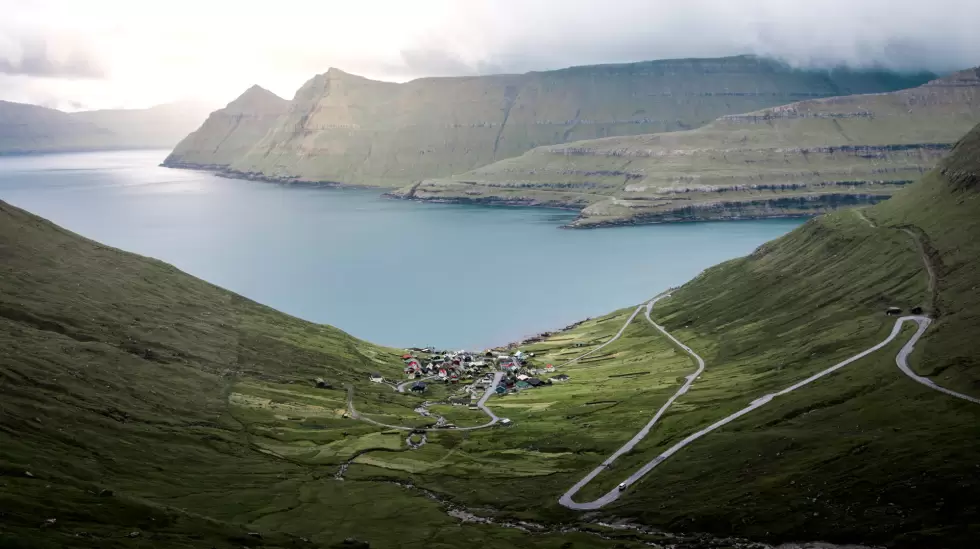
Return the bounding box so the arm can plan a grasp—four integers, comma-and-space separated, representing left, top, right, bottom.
367, 347, 571, 416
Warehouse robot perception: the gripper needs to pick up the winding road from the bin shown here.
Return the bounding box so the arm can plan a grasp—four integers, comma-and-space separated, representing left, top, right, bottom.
396, 375, 439, 393
559, 295, 704, 509
559, 306, 979, 510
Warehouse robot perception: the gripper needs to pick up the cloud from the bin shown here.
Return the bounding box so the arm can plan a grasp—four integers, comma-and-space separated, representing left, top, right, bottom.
0, 34, 106, 79
1, 0, 979, 108
368, 0, 980, 78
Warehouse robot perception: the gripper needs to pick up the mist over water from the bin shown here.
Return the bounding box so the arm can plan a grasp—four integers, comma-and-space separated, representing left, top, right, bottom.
0, 150, 803, 349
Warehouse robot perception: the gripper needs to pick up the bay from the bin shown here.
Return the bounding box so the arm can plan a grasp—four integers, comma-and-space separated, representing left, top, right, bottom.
0, 150, 804, 349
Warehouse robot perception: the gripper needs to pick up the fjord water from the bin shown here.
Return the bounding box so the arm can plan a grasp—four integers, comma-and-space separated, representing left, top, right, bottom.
0, 150, 803, 349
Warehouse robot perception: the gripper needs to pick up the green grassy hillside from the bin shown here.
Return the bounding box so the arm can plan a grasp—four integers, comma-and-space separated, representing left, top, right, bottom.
332, 124, 980, 548
403, 68, 979, 227
6, 125, 980, 548
165, 56, 934, 187
0, 202, 653, 549
505, 124, 980, 546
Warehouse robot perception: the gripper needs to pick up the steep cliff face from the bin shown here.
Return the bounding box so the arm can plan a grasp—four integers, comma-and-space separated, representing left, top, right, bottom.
162, 85, 288, 169
168, 55, 935, 186
404, 68, 980, 226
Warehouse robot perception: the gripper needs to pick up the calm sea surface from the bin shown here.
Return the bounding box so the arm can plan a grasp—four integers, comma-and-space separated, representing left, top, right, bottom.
0, 150, 804, 349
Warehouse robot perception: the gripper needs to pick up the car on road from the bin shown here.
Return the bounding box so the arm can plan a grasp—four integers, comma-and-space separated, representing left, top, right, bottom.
618, 482, 627, 491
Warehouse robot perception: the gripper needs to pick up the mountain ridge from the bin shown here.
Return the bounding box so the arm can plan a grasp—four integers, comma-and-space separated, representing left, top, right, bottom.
398, 66, 980, 227
0, 99, 217, 154
162, 54, 936, 186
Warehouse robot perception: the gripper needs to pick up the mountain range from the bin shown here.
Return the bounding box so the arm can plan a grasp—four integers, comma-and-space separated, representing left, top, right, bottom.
401, 68, 980, 226
163, 55, 936, 188
0, 99, 217, 154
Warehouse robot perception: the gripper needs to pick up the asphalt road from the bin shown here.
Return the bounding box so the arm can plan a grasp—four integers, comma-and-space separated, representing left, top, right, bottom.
895, 317, 980, 404
559, 294, 704, 510
396, 375, 439, 393
557, 296, 658, 368
560, 313, 978, 510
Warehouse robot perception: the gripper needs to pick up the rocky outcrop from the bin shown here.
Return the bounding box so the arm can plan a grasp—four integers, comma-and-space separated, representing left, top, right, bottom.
162, 85, 288, 169
166, 55, 935, 187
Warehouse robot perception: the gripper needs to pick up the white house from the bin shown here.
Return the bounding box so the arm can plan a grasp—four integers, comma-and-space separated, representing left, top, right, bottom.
369, 373, 384, 383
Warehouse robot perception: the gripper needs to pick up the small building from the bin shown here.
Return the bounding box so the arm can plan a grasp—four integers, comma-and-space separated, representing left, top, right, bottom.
552, 374, 570, 382
911, 306, 924, 315
544, 364, 555, 372
411, 382, 427, 393
886, 307, 902, 316
499, 418, 512, 426
527, 378, 547, 387
369, 373, 384, 383
516, 381, 531, 390
495, 385, 507, 395
516, 374, 529, 381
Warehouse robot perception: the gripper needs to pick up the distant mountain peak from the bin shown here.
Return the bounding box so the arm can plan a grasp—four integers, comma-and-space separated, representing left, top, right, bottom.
225, 85, 286, 114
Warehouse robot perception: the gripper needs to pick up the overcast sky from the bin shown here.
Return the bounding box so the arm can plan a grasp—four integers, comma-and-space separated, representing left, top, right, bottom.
1, 0, 978, 111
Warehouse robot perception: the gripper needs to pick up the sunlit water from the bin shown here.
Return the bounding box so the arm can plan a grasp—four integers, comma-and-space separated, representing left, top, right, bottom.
0, 150, 804, 349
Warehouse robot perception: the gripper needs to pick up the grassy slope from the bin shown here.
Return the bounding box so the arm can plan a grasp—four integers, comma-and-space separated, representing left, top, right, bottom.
528, 126, 980, 546
169, 56, 933, 187
0, 202, 640, 549
368, 125, 980, 547
6, 126, 980, 548
405, 69, 980, 226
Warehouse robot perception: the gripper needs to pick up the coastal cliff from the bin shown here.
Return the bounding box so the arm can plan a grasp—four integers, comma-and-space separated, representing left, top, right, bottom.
164, 55, 935, 187
163, 85, 288, 169
400, 68, 980, 227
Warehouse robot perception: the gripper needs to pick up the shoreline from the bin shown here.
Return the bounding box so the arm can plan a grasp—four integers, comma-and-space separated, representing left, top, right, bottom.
160, 162, 871, 231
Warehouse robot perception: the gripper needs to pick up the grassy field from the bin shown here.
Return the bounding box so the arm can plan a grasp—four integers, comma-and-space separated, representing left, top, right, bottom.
403, 68, 980, 227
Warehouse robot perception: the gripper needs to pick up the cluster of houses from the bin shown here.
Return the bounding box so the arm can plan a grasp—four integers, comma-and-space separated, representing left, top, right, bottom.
401, 349, 492, 383
397, 348, 570, 395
